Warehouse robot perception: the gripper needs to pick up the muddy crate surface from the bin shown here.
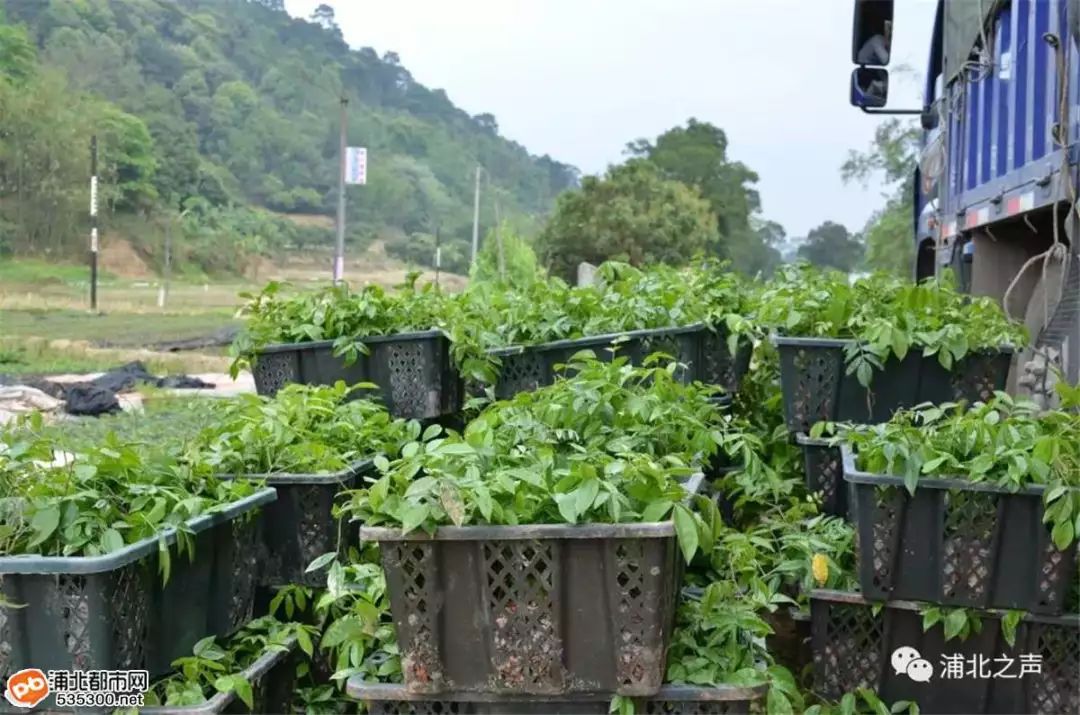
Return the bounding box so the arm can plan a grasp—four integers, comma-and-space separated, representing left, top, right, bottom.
360, 523, 685, 696
775, 337, 1012, 434
252, 330, 461, 419
346, 681, 767, 715
811, 590, 1080, 715
843, 450, 1077, 614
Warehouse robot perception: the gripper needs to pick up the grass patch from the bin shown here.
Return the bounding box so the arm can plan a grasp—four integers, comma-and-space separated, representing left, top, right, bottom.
0, 258, 116, 285
0, 338, 230, 377
35, 394, 227, 450
2, 309, 238, 347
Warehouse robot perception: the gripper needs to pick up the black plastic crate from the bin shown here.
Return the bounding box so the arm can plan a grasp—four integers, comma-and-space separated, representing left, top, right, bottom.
696, 328, 752, 392
222, 460, 374, 589
775, 337, 1013, 434
251, 330, 462, 419
842, 448, 1078, 614
345, 681, 767, 715
136, 637, 297, 715
0, 489, 275, 680
358, 474, 703, 697
489, 326, 711, 400
811, 589, 1080, 715
796, 434, 848, 518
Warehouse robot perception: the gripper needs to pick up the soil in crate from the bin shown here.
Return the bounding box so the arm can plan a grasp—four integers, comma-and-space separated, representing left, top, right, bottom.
810, 590, 1080, 715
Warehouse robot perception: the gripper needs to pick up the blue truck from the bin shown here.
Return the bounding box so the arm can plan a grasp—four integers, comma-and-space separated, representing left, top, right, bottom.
851, 0, 1080, 402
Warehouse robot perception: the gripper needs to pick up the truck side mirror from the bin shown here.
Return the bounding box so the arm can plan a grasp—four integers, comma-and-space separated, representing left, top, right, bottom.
852, 0, 893, 65
851, 68, 889, 108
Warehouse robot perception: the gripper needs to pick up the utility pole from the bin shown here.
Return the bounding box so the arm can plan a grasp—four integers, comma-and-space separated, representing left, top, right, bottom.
434, 226, 442, 287
494, 197, 506, 280
334, 96, 348, 283
89, 135, 99, 311
470, 165, 481, 267
158, 214, 173, 309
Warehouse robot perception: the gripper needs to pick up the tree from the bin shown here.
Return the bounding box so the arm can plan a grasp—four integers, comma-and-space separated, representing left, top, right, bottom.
797, 221, 864, 272
627, 120, 760, 234
473, 113, 498, 134
470, 221, 540, 286
0, 0, 580, 275
727, 217, 784, 277
0, 19, 35, 84
310, 4, 336, 30
97, 104, 159, 211
537, 159, 718, 281
842, 118, 921, 277
626, 119, 781, 274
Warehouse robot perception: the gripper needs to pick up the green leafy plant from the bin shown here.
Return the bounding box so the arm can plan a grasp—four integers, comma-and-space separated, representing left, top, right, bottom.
229, 274, 455, 377
309, 549, 402, 686
189, 382, 416, 475
143, 616, 316, 709
757, 264, 1027, 386
662, 582, 804, 714
804, 689, 919, 715
340, 357, 732, 562
0, 416, 260, 564
829, 394, 1080, 548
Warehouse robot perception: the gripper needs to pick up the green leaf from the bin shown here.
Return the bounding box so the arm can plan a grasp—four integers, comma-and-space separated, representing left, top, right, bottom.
101, 528, 125, 554
856, 360, 873, 388
943, 609, 967, 641
641, 500, 674, 522
766, 686, 794, 715
1052, 518, 1075, 551
438, 442, 477, 455
401, 503, 430, 533
672, 505, 699, 564
574, 479, 601, 516
305, 552, 338, 573
1001, 610, 1022, 648
474, 484, 493, 521
27, 505, 61, 549
555, 492, 579, 524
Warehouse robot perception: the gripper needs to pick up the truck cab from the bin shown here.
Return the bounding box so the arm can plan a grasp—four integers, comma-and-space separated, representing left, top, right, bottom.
850, 0, 1080, 403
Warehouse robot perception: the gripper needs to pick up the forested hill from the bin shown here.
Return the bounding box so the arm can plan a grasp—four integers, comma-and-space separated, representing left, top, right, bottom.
0, 0, 578, 274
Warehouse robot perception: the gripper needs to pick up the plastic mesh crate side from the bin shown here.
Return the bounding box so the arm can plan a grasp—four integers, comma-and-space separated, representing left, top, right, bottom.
0, 494, 271, 680
253, 333, 461, 419
139, 637, 298, 715
373, 529, 680, 696
347, 682, 766, 715
367, 334, 462, 419
778, 340, 1013, 434
698, 330, 751, 392
798, 437, 846, 518
849, 478, 1078, 614
777, 340, 845, 435
811, 590, 1080, 714
257, 479, 357, 588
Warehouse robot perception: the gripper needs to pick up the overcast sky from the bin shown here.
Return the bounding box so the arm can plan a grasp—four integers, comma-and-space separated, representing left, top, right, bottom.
285, 0, 936, 238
